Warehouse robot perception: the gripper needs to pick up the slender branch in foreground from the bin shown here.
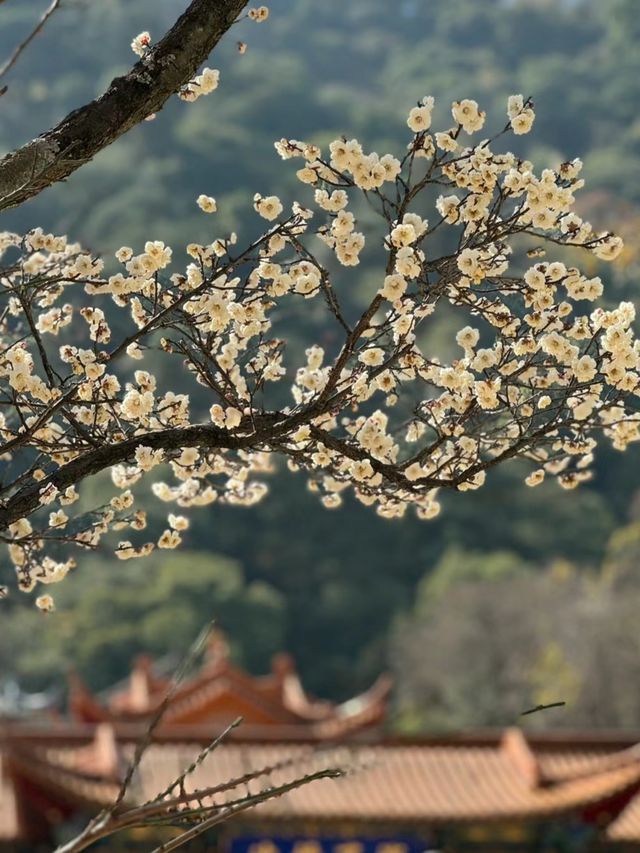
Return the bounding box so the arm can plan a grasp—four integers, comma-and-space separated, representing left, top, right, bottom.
0, 0, 62, 84
147, 768, 343, 853
110, 619, 218, 815
54, 620, 344, 853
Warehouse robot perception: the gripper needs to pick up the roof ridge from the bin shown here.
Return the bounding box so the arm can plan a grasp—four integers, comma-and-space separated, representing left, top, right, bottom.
501, 727, 542, 787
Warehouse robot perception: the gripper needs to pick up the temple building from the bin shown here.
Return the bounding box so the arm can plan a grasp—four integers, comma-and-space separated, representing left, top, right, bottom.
66, 631, 391, 740
3, 637, 640, 851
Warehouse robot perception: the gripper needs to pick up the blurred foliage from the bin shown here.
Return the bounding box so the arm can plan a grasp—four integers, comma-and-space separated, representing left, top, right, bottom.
2, 0, 640, 716
0, 552, 285, 691
392, 524, 640, 730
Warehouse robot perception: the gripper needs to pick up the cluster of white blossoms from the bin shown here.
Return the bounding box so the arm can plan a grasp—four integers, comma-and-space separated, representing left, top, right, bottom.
130, 30, 221, 104
178, 67, 220, 103
247, 6, 269, 22
0, 95, 635, 608
507, 94, 535, 135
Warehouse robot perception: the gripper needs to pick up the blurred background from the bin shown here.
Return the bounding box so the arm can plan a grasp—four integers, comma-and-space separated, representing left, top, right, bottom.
2, 0, 640, 732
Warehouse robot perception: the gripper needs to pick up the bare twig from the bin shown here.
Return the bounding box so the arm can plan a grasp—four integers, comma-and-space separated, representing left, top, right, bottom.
146, 768, 343, 853
53, 620, 218, 853
0, 0, 62, 83
56, 765, 342, 853
53, 616, 346, 853
150, 717, 243, 804
521, 701, 566, 717
110, 619, 217, 814
53, 617, 344, 853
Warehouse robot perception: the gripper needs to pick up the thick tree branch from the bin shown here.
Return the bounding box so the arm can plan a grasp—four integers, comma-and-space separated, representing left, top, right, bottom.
0, 0, 248, 211
0, 422, 254, 531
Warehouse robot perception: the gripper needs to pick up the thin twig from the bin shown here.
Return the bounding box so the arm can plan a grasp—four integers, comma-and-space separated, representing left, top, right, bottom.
53, 621, 218, 853
521, 701, 566, 717
110, 619, 216, 814
150, 717, 243, 804
123, 754, 307, 823
0, 0, 62, 82
148, 768, 343, 853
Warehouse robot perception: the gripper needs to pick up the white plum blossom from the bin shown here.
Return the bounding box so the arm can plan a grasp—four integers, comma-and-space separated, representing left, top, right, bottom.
254, 194, 283, 220
131, 31, 151, 57
197, 194, 217, 213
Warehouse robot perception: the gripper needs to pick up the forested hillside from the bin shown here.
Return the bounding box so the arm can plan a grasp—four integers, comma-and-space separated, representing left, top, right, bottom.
2, 0, 640, 728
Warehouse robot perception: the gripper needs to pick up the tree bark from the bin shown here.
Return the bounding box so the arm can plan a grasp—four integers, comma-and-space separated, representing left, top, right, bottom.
0, 421, 259, 531
0, 0, 248, 212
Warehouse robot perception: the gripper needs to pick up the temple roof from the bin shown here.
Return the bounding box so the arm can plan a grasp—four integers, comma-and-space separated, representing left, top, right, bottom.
67, 631, 391, 739
128, 733, 640, 829
10, 637, 640, 847
5, 726, 640, 845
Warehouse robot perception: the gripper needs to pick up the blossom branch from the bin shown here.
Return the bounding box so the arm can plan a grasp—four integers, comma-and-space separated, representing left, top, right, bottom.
0, 93, 634, 601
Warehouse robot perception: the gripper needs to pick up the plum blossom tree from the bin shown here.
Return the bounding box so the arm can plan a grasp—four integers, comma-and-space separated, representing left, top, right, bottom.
0, 84, 634, 608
